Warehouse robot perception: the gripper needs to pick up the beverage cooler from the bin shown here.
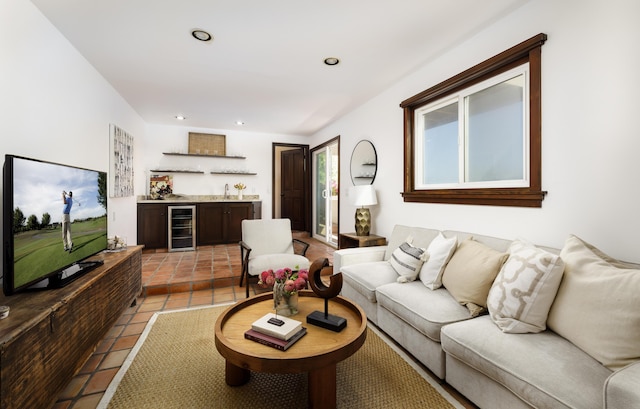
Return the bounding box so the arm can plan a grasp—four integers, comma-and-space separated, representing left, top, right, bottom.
168, 205, 196, 252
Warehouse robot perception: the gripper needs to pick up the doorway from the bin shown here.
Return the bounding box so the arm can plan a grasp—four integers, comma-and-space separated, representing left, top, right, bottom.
311, 137, 339, 246
273, 143, 310, 232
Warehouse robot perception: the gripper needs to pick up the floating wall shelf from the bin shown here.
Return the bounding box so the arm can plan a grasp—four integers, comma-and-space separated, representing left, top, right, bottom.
150, 169, 205, 174
156, 148, 254, 174
211, 171, 257, 175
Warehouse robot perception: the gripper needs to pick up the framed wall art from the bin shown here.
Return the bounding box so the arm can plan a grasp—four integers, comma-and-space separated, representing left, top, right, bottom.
149, 174, 173, 199
109, 124, 134, 197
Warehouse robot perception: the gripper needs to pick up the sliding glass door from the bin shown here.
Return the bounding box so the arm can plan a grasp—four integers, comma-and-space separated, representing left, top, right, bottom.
311, 139, 339, 246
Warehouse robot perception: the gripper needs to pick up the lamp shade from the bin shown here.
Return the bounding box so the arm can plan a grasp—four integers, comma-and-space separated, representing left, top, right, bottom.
351, 185, 377, 207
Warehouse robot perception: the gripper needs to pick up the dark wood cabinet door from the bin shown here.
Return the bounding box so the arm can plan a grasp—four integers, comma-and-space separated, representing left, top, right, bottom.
137, 204, 168, 249
226, 202, 253, 243
252, 201, 262, 219
197, 203, 226, 245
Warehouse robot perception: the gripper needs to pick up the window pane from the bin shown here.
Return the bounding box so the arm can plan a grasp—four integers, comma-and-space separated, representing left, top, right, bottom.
466, 75, 524, 182
423, 102, 458, 184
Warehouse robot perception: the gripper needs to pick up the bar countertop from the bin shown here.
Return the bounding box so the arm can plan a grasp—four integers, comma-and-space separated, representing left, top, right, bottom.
137, 194, 260, 204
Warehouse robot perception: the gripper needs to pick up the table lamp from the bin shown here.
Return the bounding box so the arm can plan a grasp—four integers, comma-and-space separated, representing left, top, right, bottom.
351, 185, 377, 236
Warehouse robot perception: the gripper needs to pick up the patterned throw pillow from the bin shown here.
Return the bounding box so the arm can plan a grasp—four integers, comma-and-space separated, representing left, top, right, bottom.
389, 237, 429, 283
487, 238, 565, 333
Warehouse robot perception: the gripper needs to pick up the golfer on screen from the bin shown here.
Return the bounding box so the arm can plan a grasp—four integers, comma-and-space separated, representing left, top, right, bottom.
62, 190, 73, 252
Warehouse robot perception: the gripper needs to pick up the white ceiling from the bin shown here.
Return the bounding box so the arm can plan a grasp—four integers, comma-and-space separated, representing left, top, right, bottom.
31, 0, 528, 136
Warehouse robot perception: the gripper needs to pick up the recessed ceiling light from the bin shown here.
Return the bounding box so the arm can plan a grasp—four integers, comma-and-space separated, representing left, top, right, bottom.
175, 115, 186, 120
324, 57, 340, 66
236, 120, 245, 126
191, 29, 212, 42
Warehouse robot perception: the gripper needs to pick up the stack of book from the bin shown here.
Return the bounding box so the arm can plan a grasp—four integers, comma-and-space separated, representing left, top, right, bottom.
244, 313, 307, 351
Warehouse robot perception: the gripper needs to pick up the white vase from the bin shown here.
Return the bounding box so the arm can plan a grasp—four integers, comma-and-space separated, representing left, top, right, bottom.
238, 190, 243, 200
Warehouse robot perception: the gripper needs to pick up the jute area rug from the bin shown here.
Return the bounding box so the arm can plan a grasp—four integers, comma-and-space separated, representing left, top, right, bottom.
98, 304, 463, 409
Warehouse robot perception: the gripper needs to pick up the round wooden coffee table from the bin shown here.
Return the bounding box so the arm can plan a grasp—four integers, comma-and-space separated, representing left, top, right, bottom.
214, 291, 367, 409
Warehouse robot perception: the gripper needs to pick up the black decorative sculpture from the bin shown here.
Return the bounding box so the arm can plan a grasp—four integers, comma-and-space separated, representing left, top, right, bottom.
306, 258, 347, 332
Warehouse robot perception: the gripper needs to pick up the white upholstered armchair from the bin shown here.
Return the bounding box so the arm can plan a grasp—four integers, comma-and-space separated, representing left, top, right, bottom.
239, 218, 310, 297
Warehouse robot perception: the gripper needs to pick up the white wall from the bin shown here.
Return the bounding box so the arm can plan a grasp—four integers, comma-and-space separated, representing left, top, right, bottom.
140, 125, 305, 219
0, 0, 145, 246
311, 0, 640, 262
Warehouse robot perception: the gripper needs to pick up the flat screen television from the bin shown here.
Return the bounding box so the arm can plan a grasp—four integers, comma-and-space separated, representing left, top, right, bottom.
2, 155, 108, 295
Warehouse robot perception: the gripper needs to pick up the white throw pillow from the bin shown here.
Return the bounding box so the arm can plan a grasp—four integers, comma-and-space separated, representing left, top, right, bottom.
419, 232, 457, 290
389, 237, 428, 283
547, 235, 640, 371
487, 238, 565, 333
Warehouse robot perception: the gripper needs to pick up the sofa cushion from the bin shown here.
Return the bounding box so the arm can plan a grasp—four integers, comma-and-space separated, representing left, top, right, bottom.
547, 235, 640, 371
375, 281, 472, 342
441, 316, 612, 409
442, 238, 508, 316
604, 361, 640, 409
487, 238, 565, 333
442, 230, 512, 253
340, 261, 398, 303
389, 238, 428, 283
384, 225, 440, 261
419, 232, 458, 290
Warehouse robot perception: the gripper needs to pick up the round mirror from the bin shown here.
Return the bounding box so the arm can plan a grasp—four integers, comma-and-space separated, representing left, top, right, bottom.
350, 140, 377, 185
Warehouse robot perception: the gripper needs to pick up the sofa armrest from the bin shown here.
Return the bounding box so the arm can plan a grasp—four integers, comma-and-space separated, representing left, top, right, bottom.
604, 361, 640, 408
333, 246, 387, 273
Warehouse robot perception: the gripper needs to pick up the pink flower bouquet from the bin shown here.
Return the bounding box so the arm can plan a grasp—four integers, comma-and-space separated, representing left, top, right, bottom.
258, 267, 309, 295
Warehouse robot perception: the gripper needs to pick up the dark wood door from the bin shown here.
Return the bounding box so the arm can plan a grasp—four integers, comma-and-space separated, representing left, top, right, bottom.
281, 148, 306, 230
197, 203, 225, 245
137, 204, 168, 249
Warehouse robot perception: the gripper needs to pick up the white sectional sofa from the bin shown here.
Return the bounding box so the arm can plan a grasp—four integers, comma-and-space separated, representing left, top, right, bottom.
334, 225, 640, 409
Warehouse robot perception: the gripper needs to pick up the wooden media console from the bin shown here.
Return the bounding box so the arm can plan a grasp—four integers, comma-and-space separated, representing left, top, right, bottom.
0, 246, 142, 409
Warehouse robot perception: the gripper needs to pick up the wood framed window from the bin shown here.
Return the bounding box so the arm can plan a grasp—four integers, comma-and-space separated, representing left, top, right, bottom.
400, 33, 547, 207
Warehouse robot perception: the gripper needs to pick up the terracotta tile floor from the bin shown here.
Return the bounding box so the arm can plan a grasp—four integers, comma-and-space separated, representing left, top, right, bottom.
53, 235, 335, 409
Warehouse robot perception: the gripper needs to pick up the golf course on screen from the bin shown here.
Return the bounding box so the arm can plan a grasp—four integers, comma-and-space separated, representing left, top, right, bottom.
12, 216, 107, 288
